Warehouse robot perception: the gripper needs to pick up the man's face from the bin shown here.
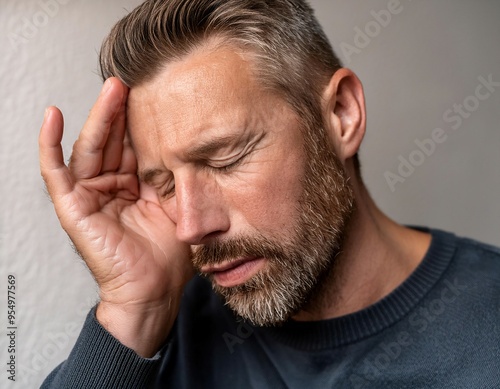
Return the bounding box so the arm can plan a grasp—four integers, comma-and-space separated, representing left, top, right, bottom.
127, 46, 354, 326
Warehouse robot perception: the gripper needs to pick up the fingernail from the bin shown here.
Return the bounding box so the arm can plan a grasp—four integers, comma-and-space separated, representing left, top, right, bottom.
44, 107, 51, 121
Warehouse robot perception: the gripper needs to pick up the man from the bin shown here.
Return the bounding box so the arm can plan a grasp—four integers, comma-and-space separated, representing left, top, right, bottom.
39, 0, 499, 388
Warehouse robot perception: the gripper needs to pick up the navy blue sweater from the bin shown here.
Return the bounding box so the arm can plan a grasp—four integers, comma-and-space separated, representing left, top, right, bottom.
42, 229, 500, 388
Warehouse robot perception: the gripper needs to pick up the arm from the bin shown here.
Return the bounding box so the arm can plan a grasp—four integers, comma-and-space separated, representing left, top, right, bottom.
41, 307, 165, 389
39, 79, 193, 385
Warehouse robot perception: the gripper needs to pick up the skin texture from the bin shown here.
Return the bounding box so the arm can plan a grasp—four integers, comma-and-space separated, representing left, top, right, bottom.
39, 45, 431, 357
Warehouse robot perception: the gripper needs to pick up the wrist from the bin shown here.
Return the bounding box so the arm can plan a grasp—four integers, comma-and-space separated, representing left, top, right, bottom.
96, 298, 180, 358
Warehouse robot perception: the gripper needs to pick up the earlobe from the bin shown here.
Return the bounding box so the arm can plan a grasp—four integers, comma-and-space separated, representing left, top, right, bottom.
322, 68, 367, 163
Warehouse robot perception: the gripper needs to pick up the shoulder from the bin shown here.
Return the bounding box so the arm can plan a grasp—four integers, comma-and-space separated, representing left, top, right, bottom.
426, 227, 500, 271
456, 233, 500, 260
432, 229, 500, 310
411, 227, 499, 312
451, 232, 500, 277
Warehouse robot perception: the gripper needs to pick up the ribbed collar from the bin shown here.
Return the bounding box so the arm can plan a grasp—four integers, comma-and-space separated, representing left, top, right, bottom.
258, 228, 458, 351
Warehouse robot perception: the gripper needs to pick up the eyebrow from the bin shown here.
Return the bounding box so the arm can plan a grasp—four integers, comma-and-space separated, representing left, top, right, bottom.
185, 133, 243, 160
138, 168, 165, 184
137, 168, 171, 185
138, 132, 244, 183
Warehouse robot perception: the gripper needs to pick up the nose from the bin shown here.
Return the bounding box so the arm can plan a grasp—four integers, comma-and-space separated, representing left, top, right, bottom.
167, 172, 230, 245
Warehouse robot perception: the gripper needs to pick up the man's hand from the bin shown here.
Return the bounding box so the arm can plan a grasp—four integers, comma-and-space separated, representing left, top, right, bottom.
39, 78, 194, 357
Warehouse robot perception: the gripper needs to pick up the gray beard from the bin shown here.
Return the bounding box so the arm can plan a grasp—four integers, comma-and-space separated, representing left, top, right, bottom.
192, 126, 354, 326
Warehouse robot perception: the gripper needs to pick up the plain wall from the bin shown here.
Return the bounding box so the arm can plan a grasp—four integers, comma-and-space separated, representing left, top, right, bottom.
0, 1, 498, 387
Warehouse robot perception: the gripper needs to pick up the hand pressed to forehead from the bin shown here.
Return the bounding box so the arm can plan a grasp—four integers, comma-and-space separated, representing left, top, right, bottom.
39, 76, 194, 358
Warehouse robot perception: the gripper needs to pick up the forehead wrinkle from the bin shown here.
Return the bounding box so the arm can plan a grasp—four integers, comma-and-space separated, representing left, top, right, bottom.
162, 92, 252, 162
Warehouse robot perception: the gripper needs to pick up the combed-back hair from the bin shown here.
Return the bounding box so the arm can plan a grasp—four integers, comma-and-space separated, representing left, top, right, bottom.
99, 0, 343, 126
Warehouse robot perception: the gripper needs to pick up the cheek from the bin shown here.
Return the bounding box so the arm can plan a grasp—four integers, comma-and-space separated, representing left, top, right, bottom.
225, 157, 305, 233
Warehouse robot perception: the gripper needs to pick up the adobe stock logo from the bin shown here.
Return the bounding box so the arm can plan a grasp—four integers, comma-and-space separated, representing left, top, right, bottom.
8, 0, 72, 52
384, 74, 500, 192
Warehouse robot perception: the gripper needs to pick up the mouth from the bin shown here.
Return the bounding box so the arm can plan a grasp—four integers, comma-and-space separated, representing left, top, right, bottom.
201, 257, 267, 288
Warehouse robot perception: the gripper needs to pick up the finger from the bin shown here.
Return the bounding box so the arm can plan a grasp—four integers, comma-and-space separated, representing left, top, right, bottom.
69, 78, 126, 179
39, 107, 74, 199
101, 87, 129, 173
140, 181, 161, 204
118, 132, 138, 174
79, 173, 140, 202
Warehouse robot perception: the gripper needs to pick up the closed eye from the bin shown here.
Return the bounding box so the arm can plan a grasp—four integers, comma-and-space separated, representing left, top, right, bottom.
156, 155, 245, 198
206, 153, 248, 173
157, 180, 175, 199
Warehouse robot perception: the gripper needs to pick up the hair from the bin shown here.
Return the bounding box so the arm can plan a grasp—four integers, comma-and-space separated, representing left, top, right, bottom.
99, 0, 361, 173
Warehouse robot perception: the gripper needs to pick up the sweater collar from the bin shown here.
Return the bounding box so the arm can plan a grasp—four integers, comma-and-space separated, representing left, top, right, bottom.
258, 228, 458, 351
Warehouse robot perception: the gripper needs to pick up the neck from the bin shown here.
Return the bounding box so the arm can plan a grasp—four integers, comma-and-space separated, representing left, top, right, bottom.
293, 178, 431, 321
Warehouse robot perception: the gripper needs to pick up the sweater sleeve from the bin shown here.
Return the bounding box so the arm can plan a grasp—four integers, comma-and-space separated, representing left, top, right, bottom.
40, 306, 165, 389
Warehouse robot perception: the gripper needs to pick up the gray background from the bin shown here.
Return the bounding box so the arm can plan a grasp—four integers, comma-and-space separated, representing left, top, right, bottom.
0, 1, 498, 387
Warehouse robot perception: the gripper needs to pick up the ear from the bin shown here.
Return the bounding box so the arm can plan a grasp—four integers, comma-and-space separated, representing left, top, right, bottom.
322, 68, 366, 163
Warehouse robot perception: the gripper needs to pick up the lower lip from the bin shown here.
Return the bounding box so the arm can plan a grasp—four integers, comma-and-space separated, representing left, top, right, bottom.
213, 258, 266, 288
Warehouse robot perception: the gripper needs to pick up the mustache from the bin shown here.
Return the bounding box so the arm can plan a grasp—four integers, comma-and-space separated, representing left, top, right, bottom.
191, 234, 288, 270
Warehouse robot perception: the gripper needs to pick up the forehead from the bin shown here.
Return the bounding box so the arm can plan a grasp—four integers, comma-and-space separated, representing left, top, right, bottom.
128, 44, 260, 116
155, 46, 254, 94
126, 45, 294, 166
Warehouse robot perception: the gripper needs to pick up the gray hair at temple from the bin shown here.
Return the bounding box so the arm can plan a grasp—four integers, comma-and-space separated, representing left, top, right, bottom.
99, 0, 344, 132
